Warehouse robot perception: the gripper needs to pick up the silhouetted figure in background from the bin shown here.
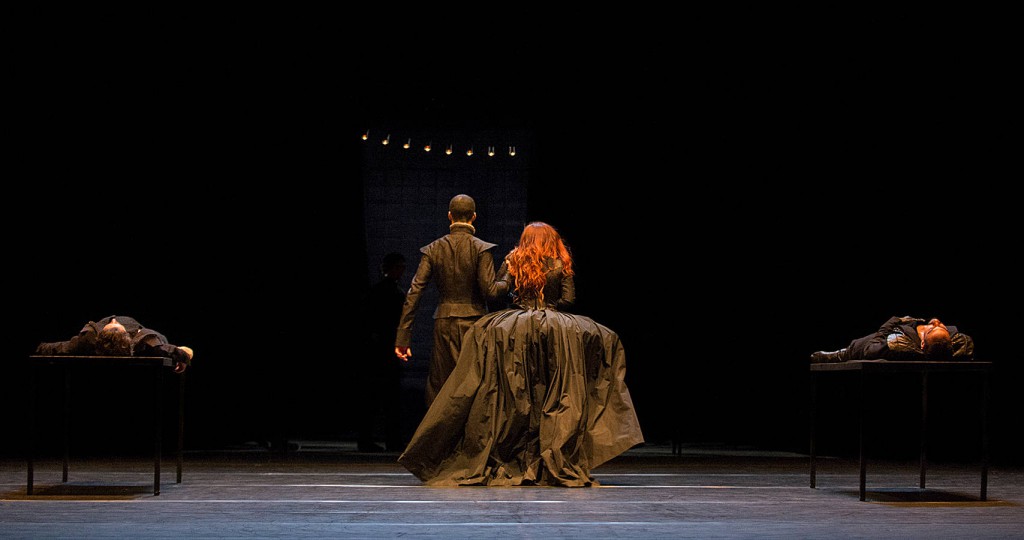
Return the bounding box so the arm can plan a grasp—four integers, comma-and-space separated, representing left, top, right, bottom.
810, 315, 974, 363
356, 253, 408, 452
394, 194, 508, 406
35, 314, 193, 373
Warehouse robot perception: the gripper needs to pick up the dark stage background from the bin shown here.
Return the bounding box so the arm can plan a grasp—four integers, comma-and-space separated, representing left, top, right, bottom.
6, 14, 1019, 464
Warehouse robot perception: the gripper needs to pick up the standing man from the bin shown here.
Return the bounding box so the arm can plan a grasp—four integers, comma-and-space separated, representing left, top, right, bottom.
357, 252, 408, 452
394, 194, 508, 406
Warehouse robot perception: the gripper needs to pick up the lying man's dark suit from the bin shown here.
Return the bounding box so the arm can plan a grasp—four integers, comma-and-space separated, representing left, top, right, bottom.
811, 315, 974, 363
35, 314, 192, 368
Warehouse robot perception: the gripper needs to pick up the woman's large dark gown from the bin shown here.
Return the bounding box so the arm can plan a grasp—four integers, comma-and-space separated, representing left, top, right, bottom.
397, 262, 644, 487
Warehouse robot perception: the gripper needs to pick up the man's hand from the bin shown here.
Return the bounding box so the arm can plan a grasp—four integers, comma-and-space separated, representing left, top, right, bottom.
395, 346, 411, 362
176, 346, 193, 373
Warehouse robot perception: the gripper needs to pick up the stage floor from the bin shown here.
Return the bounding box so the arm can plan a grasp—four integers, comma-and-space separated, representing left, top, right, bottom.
1, 443, 1022, 538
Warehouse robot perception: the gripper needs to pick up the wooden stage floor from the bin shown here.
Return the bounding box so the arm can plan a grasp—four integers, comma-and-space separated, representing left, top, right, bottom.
1, 443, 1022, 538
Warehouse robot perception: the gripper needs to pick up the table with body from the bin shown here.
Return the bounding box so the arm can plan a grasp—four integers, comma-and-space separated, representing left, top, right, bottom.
809, 360, 992, 501
27, 355, 185, 496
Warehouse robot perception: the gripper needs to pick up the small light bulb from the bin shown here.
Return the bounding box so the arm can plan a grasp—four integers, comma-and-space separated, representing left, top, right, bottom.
509, 145, 516, 157
382, 134, 390, 145
403, 138, 411, 149
445, 145, 453, 155
424, 142, 432, 152
361, 130, 369, 141
466, 147, 474, 157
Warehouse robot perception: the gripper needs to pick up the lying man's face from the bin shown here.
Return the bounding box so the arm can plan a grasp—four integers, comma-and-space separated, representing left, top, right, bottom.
919, 319, 950, 348
923, 326, 950, 348
918, 319, 953, 360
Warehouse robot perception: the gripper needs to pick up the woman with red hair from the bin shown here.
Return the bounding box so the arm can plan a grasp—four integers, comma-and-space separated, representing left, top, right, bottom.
399, 222, 644, 487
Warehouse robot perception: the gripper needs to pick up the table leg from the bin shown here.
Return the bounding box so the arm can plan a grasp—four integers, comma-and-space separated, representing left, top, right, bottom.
858, 371, 866, 502
27, 365, 36, 495
62, 366, 70, 483
920, 370, 929, 489
154, 365, 162, 496
981, 369, 990, 501
177, 372, 184, 484
809, 371, 817, 489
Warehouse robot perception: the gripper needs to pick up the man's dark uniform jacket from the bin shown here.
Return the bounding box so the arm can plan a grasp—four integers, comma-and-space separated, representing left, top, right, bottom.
395, 224, 507, 348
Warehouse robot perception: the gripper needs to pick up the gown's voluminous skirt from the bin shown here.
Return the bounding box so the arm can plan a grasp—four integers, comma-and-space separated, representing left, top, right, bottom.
397, 308, 645, 487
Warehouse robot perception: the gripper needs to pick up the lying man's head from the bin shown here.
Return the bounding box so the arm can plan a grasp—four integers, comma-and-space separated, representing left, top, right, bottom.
96, 319, 132, 356
921, 324, 953, 361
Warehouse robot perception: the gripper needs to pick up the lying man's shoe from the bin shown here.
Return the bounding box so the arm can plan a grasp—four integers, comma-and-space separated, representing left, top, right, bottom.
810, 349, 847, 363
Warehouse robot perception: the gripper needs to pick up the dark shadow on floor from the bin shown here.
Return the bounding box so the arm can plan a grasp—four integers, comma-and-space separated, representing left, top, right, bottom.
8, 483, 152, 500
848, 487, 1018, 506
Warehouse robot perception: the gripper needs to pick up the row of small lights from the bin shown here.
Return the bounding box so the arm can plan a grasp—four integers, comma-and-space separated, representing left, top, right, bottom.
362, 130, 516, 157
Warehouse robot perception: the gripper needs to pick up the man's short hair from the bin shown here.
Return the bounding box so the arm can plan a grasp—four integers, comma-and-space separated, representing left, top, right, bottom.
448, 194, 476, 222
922, 333, 954, 361
95, 327, 133, 356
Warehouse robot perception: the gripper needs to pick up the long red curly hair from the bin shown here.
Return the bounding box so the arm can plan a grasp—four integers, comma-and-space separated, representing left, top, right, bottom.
505, 222, 574, 301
